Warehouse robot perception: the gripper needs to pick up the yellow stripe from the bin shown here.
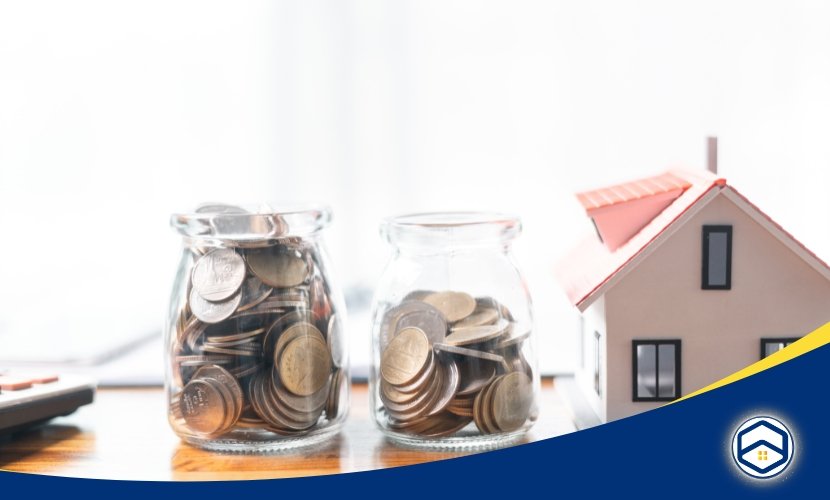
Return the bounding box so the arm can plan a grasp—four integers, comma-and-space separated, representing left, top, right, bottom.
674, 320, 830, 403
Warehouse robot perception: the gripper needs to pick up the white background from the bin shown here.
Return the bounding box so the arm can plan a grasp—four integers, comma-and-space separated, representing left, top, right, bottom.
2, 0, 830, 374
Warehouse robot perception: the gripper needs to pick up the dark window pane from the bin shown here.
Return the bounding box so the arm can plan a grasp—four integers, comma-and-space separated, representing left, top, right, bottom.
707, 231, 728, 286
636, 344, 656, 398
657, 344, 676, 398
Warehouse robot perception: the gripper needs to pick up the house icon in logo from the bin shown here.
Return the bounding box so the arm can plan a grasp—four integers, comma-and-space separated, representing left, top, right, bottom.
732, 417, 794, 479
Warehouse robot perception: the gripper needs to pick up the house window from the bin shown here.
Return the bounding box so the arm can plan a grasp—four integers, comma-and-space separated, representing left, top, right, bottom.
702, 225, 732, 289
632, 340, 681, 402
593, 331, 601, 397
760, 338, 800, 359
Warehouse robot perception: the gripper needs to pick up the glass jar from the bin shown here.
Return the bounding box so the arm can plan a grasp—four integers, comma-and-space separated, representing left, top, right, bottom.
370, 212, 539, 450
165, 203, 349, 452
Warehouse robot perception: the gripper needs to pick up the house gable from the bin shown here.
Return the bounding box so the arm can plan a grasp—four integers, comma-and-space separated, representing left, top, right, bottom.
601, 190, 830, 420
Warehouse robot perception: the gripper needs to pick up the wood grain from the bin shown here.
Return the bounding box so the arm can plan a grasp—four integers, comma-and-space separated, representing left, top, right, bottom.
0, 380, 574, 481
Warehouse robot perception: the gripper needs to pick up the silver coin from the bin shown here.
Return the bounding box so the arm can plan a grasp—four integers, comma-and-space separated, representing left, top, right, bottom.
327, 314, 346, 369
189, 287, 241, 324
191, 249, 246, 302
195, 203, 248, 214
379, 300, 448, 350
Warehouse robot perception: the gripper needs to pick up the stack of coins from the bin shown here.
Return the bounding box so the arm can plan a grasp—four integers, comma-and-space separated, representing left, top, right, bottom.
170, 238, 346, 438
377, 290, 534, 437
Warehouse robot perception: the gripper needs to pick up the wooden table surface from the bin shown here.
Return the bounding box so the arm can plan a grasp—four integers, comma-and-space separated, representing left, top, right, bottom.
0, 380, 574, 481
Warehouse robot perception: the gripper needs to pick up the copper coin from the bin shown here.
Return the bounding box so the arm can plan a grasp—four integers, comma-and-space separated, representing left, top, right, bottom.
380, 327, 431, 386
191, 249, 246, 302
278, 335, 332, 396
422, 291, 476, 323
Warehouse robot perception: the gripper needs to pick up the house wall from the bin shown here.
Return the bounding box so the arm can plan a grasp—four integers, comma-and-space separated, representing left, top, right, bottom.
575, 296, 607, 422
604, 191, 830, 421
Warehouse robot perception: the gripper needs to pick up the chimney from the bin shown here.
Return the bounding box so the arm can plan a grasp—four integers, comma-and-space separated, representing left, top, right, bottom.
707, 136, 718, 175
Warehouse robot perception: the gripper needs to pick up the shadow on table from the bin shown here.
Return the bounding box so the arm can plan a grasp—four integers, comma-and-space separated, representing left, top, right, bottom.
0, 424, 83, 467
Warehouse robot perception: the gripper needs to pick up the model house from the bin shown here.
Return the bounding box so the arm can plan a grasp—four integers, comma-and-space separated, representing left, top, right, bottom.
556, 168, 830, 423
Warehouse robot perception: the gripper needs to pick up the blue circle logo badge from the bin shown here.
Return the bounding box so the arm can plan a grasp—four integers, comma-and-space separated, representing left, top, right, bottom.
731, 416, 794, 479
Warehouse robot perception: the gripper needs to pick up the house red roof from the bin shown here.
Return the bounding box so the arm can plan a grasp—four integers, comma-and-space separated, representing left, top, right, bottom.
556, 169, 830, 311
576, 172, 692, 212
556, 169, 724, 310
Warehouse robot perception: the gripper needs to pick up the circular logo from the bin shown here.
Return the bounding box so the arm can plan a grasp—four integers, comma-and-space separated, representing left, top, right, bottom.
731, 416, 794, 479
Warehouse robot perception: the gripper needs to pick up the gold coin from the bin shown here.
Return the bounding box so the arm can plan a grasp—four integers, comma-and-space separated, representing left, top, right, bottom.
422, 291, 476, 323
451, 307, 499, 330
245, 247, 309, 288
491, 371, 533, 432
273, 321, 325, 363
444, 319, 511, 346
380, 327, 431, 386
278, 335, 332, 396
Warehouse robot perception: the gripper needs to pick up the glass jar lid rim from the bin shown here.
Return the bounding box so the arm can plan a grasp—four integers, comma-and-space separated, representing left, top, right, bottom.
382, 211, 521, 246
171, 202, 332, 241
384, 211, 520, 229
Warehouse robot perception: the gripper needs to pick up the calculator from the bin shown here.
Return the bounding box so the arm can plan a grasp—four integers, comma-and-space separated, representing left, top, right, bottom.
0, 373, 96, 435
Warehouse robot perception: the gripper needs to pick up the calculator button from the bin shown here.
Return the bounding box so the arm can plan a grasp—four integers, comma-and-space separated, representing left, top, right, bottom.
25, 374, 59, 384
0, 377, 34, 390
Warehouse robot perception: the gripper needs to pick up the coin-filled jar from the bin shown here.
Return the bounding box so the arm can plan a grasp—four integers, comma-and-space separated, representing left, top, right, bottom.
370, 212, 538, 449
165, 204, 349, 451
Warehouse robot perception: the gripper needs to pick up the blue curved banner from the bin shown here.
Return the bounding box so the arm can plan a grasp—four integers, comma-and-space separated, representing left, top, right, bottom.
3, 343, 827, 498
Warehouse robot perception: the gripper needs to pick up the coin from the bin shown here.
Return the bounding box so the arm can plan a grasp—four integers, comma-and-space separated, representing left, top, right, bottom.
491, 372, 532, 432
189, 287, 241, 324
422, 291, 476, 322
451, 307, 499, 330
237, 276, 273, 312
433, 343, 509, 370
327, 314, 346, 368
376, 290, 535, 438
279, 335, 332, 396
170, 226, 344, 440
444, 319, 511, 346
181, 379, 227, 435
426, 358, 459, 417
245, 247, 309, 288
495, 328, 531, 349
191, 249, 246, 301
379, 300, 447, 350
456, 358, 497, 396
380, 327, 431, 386
326, 369, 346, 419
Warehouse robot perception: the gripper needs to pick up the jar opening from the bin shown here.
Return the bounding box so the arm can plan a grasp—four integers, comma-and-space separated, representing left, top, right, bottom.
170, 203, 331, 244
382, 211, 521, 248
